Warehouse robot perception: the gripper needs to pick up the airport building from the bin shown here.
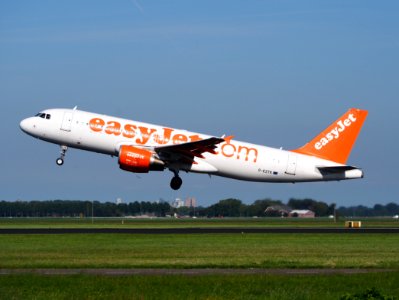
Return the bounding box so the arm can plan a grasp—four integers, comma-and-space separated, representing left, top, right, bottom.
264, 205, 291, 217
265, 206, 315, 218
289, 210, 315, 218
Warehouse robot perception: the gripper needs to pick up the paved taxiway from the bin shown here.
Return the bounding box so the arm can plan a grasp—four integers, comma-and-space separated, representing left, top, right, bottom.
0, 228, 398, 234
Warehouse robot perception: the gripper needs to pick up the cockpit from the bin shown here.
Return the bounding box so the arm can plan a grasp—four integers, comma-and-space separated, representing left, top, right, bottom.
35, 112, 51, 120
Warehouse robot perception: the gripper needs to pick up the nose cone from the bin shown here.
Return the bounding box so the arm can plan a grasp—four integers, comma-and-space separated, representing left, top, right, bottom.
20, 118, 33, 134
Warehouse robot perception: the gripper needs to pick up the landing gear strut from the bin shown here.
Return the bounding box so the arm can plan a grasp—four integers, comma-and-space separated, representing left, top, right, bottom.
170, 170, 183, 190
56, 145, 68, 166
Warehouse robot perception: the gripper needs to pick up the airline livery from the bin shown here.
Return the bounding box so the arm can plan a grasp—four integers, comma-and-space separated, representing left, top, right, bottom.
20, 108, 368, 190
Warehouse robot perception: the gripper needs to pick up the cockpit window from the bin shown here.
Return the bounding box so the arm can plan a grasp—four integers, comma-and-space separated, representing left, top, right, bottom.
35, 113, 50, 119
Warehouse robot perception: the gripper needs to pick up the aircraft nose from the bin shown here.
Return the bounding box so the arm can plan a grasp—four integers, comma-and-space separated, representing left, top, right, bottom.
20, 118, 33, 133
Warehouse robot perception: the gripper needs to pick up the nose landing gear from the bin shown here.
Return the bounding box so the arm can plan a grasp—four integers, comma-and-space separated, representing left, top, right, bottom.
56, 145, 68, 166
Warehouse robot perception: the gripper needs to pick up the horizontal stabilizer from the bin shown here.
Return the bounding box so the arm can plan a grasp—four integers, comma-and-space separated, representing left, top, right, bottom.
317, 165, 358, 174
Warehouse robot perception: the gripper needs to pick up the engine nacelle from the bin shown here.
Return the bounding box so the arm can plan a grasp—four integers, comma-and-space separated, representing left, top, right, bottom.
118, 145, 164, 173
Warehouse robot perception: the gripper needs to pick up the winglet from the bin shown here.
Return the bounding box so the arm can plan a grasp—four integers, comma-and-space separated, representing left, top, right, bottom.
292, 108, 368, 164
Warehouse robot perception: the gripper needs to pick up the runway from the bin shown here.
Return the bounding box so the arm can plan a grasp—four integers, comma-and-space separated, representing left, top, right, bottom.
0, 228, 398, 234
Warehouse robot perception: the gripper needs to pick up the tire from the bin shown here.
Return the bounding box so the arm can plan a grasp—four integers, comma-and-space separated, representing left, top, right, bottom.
170, 176, 182, 190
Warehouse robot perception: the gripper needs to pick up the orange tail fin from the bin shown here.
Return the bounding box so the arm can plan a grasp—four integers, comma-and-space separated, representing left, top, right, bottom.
292, 108, 368, 164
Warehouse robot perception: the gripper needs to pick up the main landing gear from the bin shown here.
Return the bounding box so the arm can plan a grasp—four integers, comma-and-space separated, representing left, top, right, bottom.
56, 145, 68, 166
170, 170, 183, 190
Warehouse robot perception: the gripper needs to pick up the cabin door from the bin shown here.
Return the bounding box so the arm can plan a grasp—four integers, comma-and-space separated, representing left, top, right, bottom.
285, 153, 297, 175
60, 112, 73, 132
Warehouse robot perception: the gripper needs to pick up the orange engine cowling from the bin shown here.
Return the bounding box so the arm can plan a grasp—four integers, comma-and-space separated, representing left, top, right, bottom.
118, 145, 165, 173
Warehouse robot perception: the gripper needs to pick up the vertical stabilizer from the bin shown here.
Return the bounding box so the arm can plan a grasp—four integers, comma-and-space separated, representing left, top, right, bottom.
292, 108, 368, 164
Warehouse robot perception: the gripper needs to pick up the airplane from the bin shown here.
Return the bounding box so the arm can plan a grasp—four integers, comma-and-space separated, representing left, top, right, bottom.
20, 107, 368, 190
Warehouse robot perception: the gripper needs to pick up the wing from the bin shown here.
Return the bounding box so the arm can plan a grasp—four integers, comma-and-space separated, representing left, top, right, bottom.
154, 137, 226, 165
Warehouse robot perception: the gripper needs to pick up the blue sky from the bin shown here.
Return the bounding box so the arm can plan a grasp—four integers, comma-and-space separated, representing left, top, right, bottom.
1, 1, 398, 207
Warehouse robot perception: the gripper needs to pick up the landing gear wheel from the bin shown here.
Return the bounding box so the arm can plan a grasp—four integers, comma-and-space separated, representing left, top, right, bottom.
56, 145, 68, 166
170, 176, 183, 190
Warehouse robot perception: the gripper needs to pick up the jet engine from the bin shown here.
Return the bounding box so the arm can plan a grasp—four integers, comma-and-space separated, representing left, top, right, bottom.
118, 145, 164, 173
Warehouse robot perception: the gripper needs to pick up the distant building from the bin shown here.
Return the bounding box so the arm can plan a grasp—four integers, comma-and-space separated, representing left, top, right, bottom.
116, 198, 123, 205
265, 205, 291, 217
171, 198, 185, 208
289, 209, 315, 218
185, 197, 197, 208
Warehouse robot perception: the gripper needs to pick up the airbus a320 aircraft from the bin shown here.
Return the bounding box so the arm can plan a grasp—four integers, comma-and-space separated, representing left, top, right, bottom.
20, 107, 368, 190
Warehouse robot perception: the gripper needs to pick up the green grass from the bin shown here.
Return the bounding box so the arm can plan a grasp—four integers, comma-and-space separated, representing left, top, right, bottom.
0, 219, 398, 299
0, 233, 398, 269
0, 217, 398, 228
0, 272, 398, 299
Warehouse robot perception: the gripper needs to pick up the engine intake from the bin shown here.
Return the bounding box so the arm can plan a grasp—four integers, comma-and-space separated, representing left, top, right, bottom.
118, 145, 164, 173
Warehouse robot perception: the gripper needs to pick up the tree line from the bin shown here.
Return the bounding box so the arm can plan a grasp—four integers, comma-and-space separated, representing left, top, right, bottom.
0, 199, 398, 218
0, 200, 170, 218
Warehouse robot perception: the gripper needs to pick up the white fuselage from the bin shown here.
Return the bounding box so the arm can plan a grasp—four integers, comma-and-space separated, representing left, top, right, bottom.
20, 108, 363, 183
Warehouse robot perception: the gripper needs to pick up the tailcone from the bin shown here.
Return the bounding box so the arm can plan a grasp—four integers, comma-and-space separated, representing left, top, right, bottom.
345, 168, 364, 179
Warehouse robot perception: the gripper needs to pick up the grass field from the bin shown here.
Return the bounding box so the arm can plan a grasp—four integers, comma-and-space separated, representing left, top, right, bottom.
0, 216, 398, 228
0, 233, 398, 269
0, 272, 398, 299
0, 218, 398, 299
